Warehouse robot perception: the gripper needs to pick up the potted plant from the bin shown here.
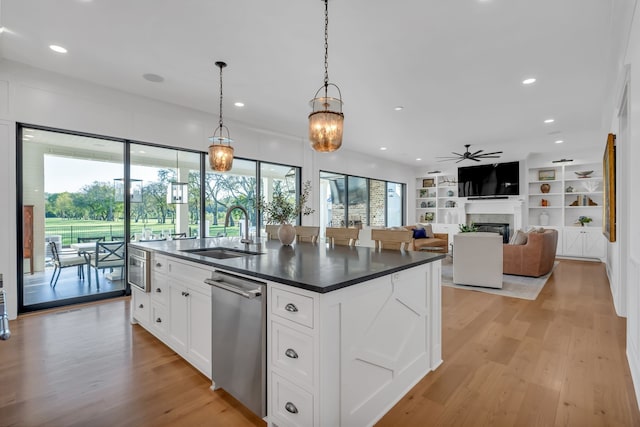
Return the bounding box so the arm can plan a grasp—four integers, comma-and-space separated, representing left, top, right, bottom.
258, 180, 314, 244
578, 216, 592, 227
458, 223, 479, 233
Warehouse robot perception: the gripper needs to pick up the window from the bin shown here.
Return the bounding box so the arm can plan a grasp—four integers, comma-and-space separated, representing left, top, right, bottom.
320, 171, 405, 236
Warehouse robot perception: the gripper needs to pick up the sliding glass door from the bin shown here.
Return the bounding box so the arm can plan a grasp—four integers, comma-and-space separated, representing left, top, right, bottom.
20, 127, 126, 310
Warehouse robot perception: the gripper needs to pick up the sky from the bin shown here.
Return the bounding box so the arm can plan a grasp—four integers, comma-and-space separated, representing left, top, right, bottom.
44, 156, 163, 194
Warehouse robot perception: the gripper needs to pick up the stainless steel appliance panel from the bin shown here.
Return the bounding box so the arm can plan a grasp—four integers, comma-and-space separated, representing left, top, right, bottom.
127, 247, 150, 292
206, 271, 266, 418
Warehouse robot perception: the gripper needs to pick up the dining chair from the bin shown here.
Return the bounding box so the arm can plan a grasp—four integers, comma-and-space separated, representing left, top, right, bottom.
49, 241, 86, 288
326, 227, 360, 246
295, 226, 320, 243
371, 229, 413, 251
265, 224, 280, 240
84, 241, 125, 287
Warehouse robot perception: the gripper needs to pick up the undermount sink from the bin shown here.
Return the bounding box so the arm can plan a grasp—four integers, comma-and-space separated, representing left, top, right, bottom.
181, 247, 263, 259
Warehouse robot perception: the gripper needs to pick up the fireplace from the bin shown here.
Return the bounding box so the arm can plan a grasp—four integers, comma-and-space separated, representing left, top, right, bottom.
474, 222, 510, 243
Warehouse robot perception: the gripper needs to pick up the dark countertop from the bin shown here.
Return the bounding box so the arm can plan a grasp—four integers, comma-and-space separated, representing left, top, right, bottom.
130, 237, 444, 294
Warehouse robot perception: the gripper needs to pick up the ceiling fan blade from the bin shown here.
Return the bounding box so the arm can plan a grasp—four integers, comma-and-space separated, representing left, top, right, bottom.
456, 159, 466, 163
451, 152, 463, 157
475, 155, 501, 159
477, 151, 503, 156
470, 157, 481, 162
470, 150, 484, 156
437, 158, 458, 162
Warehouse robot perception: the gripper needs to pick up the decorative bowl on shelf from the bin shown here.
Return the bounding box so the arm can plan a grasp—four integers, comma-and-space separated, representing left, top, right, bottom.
574, 170, 594, 178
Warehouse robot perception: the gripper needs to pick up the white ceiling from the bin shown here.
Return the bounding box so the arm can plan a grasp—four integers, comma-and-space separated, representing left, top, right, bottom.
0, 0, 634, 168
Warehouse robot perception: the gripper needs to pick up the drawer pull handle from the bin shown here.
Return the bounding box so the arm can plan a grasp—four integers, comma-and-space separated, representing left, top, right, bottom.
138, 304, 144, 309
285, 402, 298, 414
285, 348, 299, 359
155, 318, 162, 323
156, 288, 162, 293
284, 303, 298, 313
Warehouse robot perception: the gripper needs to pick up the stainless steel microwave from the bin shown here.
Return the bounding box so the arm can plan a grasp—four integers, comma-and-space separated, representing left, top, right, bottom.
127, 247, 150, 292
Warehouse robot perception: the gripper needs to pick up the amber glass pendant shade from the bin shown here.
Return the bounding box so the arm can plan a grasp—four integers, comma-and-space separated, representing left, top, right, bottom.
209, 143, 234, 171
308, 95, 344, 152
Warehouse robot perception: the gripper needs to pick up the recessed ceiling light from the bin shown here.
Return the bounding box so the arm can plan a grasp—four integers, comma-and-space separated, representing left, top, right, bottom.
234, 102, 245, 107
416, 158, 422, 161
143, 73, 164, 83
522, 78, 536, 85
380, 147, 387, 151
394, 106, 404, 111
555, 140, 564, 144
49, 45, 68, 54
544, 119, 555, 124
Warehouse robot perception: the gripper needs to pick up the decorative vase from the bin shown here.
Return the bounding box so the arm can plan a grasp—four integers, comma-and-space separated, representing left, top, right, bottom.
277, 223, 296, 245
447, 190, 454, 197
540, 183, 551, 193
539, 211, 549, 226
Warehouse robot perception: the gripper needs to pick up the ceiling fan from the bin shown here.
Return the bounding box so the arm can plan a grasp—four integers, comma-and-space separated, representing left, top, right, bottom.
437, 144, 503, 163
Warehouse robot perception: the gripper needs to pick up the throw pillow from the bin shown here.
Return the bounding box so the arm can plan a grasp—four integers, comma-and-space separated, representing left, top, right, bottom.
509, 230, 528, 245
412, 228, 427, 239
424, 223, 434, 238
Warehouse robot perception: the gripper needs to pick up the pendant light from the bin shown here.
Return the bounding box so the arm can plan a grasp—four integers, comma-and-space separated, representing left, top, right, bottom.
308, 0, 344, 152
208, 61, 234, 171
167, 151, 188, 204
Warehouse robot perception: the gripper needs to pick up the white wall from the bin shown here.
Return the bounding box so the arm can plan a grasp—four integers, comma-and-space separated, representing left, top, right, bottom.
0, 59, 415, 318
614, 0, 640, 411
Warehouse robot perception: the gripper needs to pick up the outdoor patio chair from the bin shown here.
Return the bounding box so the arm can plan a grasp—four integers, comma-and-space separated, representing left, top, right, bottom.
77, 236, 106, 243
49, 241, 86, 288
84, 241, 125, 287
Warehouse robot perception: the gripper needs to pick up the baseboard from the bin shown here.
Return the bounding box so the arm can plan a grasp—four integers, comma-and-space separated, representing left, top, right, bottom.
556, 255, 602, 263
628, 345, 640, 414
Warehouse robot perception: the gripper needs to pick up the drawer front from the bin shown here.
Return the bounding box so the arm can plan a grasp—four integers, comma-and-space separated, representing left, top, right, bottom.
151, 273, 168, 305
150, 302, 168, 337
132, 288, 150, 325
271, 373, 314, 427
271, 321, 314, 388
271, 288, 314, 329
169, 260, 212, 294
153, 254, 168, 274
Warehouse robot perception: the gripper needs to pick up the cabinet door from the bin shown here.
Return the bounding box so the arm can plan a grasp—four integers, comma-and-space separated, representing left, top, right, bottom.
563, 228, 584, 257
131, 288, 150, 326
583, 229, 605, 259
187, 287, 212, 376
168, 282, 189, 355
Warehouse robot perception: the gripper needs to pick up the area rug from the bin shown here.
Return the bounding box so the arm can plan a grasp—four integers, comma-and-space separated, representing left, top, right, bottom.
440, 259, 558, 300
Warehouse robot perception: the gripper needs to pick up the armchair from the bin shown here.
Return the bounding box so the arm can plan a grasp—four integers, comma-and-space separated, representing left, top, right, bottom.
503, 229, 558, 277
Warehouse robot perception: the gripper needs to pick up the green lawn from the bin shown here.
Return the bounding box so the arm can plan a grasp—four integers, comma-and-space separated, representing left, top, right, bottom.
45, 218, 240, 246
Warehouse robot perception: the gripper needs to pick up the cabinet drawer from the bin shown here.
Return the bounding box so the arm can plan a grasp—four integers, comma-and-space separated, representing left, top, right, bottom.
169, 260, 212, 294
153, 254, 168, 274
131, 288, 150, 325
150, 302, 168, 337
271, 373, 314, 427
151, 273, 168, 305
271, 288, 314, 329
271, 321, 314, 388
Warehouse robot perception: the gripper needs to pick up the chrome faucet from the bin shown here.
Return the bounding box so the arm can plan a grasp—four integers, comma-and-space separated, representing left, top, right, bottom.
224, 205, 253, 244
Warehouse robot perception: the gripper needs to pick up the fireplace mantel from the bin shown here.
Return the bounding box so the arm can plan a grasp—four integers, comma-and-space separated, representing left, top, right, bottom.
458, 198, 525, 231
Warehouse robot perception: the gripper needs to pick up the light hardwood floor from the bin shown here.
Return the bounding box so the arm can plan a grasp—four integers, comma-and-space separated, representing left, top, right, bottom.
1, 260, 638, 426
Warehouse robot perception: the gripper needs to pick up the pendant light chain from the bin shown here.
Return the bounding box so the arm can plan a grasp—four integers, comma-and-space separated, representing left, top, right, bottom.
218, 64, 224, 131
323, 0, 329, 93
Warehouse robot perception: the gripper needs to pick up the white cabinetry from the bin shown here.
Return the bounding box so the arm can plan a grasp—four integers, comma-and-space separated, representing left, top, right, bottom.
267, 262, 442, 427
527, 161, 605, 260
166, 260, 212, 378
130, 251, 213, 379
563, 227, 606, 259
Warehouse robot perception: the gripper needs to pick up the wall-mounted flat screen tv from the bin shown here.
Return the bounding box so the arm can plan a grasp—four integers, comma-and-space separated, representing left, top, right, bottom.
458, 161, 520, 197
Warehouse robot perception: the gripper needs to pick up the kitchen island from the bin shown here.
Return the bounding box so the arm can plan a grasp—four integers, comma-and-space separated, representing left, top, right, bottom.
129, 237, 444, 427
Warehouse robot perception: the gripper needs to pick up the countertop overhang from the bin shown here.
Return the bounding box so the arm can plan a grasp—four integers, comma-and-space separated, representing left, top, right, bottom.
130, 237, 444, 293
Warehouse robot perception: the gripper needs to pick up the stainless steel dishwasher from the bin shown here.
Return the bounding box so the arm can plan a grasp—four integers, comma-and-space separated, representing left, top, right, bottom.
205, 270, 266, 418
